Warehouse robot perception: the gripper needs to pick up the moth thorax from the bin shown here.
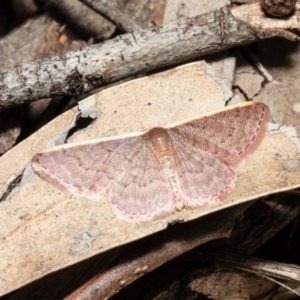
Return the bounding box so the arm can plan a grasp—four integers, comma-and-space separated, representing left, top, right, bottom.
148, 127, 173, 153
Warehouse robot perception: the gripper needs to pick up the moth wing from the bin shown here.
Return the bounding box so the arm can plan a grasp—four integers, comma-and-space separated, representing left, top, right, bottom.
167, 102, 269, 164
32, 136, 145, 198
169, 134, 235, 208
109, 142, 175, 222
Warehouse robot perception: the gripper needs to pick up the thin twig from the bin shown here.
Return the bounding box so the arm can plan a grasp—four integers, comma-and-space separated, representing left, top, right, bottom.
50, 0, 116, 40
0, 5, 298, 110
80, 0, 144, 32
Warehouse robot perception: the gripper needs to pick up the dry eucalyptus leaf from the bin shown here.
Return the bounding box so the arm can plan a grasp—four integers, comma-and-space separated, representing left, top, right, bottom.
188, 265, 276, 299
64, 204, 250, 300
0, 61, 299, 296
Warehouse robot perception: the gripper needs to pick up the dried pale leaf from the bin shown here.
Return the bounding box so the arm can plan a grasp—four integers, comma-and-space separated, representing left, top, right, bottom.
188, 265, 276, 299
164, 0, 230, 22
232, 2, 300, 29
64, 204, 250, 300
0, 61, 299, 296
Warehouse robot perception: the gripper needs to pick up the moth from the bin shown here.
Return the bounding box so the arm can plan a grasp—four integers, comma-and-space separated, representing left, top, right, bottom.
32, 102, 270, 222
